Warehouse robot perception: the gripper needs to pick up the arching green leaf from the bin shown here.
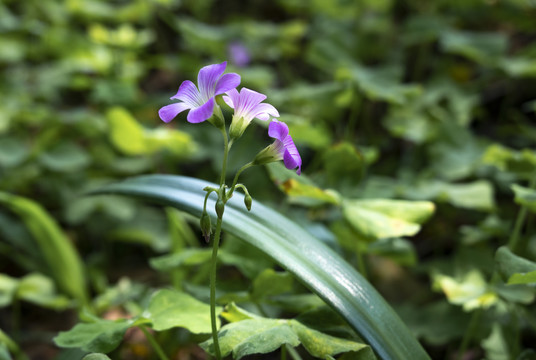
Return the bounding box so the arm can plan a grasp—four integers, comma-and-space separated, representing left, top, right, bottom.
91, 175, 430, 360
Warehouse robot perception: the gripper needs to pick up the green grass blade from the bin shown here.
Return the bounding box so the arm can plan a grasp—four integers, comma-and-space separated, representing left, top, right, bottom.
0, 192, 88, 306
91, 175, 430, 360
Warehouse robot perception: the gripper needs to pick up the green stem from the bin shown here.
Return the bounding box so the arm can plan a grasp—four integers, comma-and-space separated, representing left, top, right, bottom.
220, 129, 231, 186
210, 217, 223, 360
208, 128, 232, 360
281, 345, 287, 360
508, 174, 536, 253
138, 325, 169, 360
285, 345, 302, 360
229, 162, 254, 198
456, 308, 482, 360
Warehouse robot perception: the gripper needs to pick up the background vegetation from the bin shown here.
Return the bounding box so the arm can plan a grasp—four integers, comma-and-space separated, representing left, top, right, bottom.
1, 0, 536, 359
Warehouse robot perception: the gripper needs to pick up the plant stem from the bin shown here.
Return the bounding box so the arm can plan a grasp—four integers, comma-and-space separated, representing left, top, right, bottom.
508, 174, 536, 253
138, 326, 169, 360
210, 216, 223, 360
229, 162, 254, 197
220, 129, 230, 186
456, 308, 482, 360
285, 345, 302, 360
208, 129, 231, 360
281, 345, 287, 360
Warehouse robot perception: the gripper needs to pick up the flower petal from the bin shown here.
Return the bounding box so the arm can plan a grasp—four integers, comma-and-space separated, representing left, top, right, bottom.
158, 102, 191, 123
223, 88, 239, 109
198, 62, 227, 101
254, 103, 279, 121
170, 80, 202, 107
215, 73, 241, 95
187, 97, 215, 123
268, 120, 289, 140
283, 135, 302, 175
282, 135, 302, 174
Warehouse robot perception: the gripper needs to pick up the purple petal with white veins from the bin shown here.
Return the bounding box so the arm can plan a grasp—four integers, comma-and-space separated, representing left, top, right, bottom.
268, 121, 289, 140
170, 80, 202, 107
198, 62, 227, 101
254, 103, 279, 120
187, 97, 215, 123
241, 88, 267, 104
159, 103, 191, 123
223, 88, 240, 109
215, 73, 241, 95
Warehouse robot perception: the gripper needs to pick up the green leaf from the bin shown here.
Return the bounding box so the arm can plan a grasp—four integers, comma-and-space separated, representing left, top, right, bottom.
106, 107, 196, 157
500, 56, 536, 78
440, 30, 508, 65
494, 283, 535, 304
54, 319, 132, 353
0, 138, 28, 168
508, 271, 536, 285
338, 65, 421, 104
438, 181, 495, 211
291, 321, 368, 358
202, 317, 369, 360
16, 273, 71, 309
367, 238, 417, 266
0, 343, 10, 360
495, 246, 536, 282
267, 163, 341, 206
0, 192, 88, 305
482, 144, 536, 179
39, 142, 91, 172
323, 142, 366, 187
432, 270, 498, 311
82, 354, 112, 360
481, 324, 509, 360
343, 199, 435, 240
145, 289, 220, 333
149, 248, 212, 272
91, 175, 431, 360
403, 180, 495, 211
0, 274, 18, 307
251, 269, 293, 301
203, 319, 300, 359
220, 303, 262, 323
512, 184, 536, 213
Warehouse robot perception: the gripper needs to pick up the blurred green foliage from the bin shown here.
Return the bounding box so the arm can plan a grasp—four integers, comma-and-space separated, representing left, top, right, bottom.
1, 0, 536, 359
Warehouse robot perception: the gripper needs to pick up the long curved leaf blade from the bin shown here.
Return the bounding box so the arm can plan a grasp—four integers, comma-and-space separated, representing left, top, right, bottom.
91, 175, 430, 360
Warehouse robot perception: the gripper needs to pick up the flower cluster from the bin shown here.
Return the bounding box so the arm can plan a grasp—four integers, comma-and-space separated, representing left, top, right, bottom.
159, 61, 301, 174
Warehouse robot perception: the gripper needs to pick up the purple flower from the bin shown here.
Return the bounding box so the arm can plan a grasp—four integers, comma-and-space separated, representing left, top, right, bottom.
228, 42, 251, 67
159, 61, 241, 124
253, 120, 302, 175
223, 87, 279, 138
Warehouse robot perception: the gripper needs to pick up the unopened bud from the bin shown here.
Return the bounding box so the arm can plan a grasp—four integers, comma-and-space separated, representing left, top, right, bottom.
244, 194, 252, 211
200, 212, 212, 243
216, 199, 225, 218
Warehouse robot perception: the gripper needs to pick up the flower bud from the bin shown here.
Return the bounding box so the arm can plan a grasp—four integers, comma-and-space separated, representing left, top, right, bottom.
200, 211, 212, 243
244, 194, 252, 211
215, 199, 225, 218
